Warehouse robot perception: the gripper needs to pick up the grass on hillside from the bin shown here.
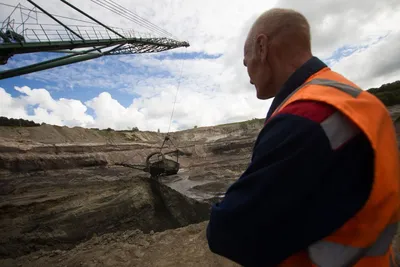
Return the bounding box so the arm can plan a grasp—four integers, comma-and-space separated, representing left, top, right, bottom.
367, 80, 400, 107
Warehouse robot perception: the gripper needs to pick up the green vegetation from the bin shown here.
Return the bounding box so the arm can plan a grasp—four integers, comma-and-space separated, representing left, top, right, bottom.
367, 80, 400, 106
239, 121, 249, 131
0, 116, 40, 127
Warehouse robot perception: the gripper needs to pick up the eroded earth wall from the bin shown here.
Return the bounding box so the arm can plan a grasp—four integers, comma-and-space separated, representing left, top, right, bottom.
0, 106, 399, 267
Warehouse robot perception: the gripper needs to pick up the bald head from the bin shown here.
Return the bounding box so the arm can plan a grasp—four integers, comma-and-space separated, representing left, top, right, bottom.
243, 8, 313, 100
246, 8, 311, 57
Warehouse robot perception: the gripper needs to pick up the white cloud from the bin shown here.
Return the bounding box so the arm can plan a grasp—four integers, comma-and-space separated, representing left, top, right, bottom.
0, 88, 27, 119
0, 83, 268, 132
331, 30, 400, 89
276, 0, 400, 58
0, 86, 94, 127
1, 0, 400, 131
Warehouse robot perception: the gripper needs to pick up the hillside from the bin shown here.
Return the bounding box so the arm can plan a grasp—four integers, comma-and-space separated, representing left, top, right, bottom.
0, 113, 264, 267
0, 103, 399, 267
367, 80, 400, 106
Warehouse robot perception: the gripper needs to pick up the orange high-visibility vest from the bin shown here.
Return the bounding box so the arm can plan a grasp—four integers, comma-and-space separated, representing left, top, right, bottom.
271, 67, 400, 267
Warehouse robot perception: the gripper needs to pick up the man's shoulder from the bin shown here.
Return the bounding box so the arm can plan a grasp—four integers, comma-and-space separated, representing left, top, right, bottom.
271, 100, 336, 124
262, 100, 362, 151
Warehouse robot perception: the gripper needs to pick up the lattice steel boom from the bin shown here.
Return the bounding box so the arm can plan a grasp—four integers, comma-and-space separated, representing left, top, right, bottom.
0, 0, 190, 80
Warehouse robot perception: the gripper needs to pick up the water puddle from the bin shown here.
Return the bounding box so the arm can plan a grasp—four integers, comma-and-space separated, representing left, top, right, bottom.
158, 168, 223, 202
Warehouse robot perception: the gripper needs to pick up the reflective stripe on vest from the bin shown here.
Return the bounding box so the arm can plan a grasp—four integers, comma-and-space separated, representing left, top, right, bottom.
274, 79, 363, 150
300, 80, 397, 266
273, 77, 400, 267
273, 78, 362, 117
320, 111, 360, 150
308, 223, 398, 267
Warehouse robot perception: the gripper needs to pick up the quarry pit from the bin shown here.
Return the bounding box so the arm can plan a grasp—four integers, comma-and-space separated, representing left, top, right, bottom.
0, 106, 399, 267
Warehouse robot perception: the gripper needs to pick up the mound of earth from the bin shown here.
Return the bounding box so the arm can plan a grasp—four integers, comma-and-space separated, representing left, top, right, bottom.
0, 105, 400, 267
0, 221, 239, 267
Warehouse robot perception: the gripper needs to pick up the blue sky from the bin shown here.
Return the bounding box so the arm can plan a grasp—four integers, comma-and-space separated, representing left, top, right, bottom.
1, 0, 399, 131
0, 39, 392, 131
0, 50, 203, 106
0, 44, 367, 110
0, 48, 232, 130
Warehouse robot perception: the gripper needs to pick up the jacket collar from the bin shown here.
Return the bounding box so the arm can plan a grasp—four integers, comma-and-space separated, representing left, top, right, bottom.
266, 56, 327, 119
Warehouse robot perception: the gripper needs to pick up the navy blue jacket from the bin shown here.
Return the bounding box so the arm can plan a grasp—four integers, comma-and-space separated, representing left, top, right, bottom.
206, 57, 374, 267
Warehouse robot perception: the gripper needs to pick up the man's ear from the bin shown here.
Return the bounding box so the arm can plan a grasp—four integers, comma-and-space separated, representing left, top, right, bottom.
255, 34, 268, 63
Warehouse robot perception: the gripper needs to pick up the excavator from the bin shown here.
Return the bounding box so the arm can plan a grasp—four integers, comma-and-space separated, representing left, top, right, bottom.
1, 1, 186, 178
115, 135, 181, 177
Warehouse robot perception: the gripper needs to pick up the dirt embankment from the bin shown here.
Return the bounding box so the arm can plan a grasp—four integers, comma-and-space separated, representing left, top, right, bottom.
0, 167, 210, 259
0, 119, 263, 172
0, 119, 264, 145
0, 108, 399, 267
0, 118, 264, 266
1, 221, 240, 267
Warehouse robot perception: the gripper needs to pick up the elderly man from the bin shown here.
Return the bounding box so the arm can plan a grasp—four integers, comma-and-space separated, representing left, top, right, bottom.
206, 8, 400, 267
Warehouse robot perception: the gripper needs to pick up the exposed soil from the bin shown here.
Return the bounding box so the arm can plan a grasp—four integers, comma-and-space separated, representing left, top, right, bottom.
0, 221, 239, 267
0, 167, 211, 259
0, 106, 399, 267
0, 118, 262, 266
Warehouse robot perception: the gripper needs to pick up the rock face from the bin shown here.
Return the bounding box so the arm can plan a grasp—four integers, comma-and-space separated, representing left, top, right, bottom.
0, 222, 240, 267
0, 167, 210, 259
0, 118, 263, 266
0, 105, 399, 267
0, 119, 263, 172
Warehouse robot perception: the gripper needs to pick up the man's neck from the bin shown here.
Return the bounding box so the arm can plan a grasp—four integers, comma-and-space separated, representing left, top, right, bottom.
266, 56, 326, 119
275, 53, 313, 95
288, 53, 313, 78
